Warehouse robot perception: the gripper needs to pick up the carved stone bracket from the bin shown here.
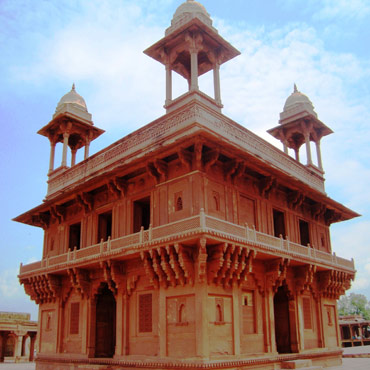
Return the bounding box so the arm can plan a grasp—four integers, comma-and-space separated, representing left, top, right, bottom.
207, 243, 256, 287
294, 264, 317, 294
147, 159, 168, 184
224, 160, 245, 184
68, 268, 90, 299
107, 178, 127, 200
324, 209, 341, 226
288, 190, 305, 211
76, 192, 93, 213
316, 269, 354, 299
31, 212, 50, 229
21, 274, 61, 304
265, 258, 290, 293
50, 205, 66, 224
178, 148, 193, 171
141, 245, 195, 289
259, 176, 276, 199
203, 148, 219, 172
312, 202, 326, 221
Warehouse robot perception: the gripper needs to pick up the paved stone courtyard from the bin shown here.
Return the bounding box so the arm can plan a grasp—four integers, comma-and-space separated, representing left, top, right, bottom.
1, 346, 370, 370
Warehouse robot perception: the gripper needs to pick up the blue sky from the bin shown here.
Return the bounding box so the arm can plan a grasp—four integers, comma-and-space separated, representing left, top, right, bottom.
1, 0, 369, 320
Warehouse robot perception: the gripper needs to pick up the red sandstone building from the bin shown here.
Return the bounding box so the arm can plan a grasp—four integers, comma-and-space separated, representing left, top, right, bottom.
15, 1, 358, 369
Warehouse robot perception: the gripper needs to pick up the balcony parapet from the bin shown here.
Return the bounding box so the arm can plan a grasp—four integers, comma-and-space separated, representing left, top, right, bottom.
46, 100, 325, 199
19, 211, 355, 278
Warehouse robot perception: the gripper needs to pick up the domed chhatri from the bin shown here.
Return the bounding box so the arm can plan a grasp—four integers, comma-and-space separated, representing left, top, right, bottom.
283, 84, 317, 117
55, 83, 88, 114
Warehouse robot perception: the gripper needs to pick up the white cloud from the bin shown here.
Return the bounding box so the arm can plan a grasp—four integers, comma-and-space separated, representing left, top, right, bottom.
312, 0, 370, 21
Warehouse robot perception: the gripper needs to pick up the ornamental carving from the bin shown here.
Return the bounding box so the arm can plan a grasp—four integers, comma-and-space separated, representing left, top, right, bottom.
265, 258, 290, 292
316, 270, 354, 299
207, 243, 255, 287
21, 274, 61, 304
141, 244, 195, 289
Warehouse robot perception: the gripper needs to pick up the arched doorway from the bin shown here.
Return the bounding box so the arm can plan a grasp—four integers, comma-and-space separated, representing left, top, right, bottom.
274, 286, 293, 353
95, 284, 116, 358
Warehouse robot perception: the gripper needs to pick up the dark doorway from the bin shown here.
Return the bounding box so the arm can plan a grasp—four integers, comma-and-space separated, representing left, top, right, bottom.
98, 211, 112, 242
69, 222, 81, 250
95, 284, 116, 358
274, 286, 292, 353
133, 197, 150, 233
273, 209, 286, 238
299, 219, 310, 246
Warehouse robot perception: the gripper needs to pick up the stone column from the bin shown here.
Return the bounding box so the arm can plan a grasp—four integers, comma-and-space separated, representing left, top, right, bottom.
48, 140, 56, 173
71, 148, 77, 166
294, 148, 300, 162
315, 139, 323, 170
14, 333, 23, 362
213, 63, 221, 104
190, 49, 199, 91
29, 333, 36, 361
61, 132, 69, 167
0, 332, 4, 362
165, 64, 172, 106
283, 140, 289, 155
87, 297, 97, 358
304, 132, 313, 165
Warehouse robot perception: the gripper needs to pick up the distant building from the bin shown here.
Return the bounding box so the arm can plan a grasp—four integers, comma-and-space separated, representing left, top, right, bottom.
339, 315, 370, 347
0, 312, 37, 363
15, 1, 358, 370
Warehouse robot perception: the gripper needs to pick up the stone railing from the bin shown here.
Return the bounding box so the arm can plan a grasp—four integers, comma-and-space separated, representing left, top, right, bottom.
19, 211, 354, 277
46, 100, 325, 199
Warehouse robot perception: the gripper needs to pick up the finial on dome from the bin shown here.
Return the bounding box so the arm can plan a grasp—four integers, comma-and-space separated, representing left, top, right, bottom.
72, 83, 76, 91
294, 83, 298, 93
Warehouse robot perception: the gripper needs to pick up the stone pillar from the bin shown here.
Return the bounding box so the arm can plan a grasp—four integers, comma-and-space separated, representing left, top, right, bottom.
294, 148, 300, 162
114, 291, 124, 357
48, 141, 56, 173
14, 333, 23, 362
165, 64, 172, 105
61, 132, 69, 167
71, 148, 77, 166
213, 63, 221, 104
315, 139, 323, 170
304, 132, 313, 165
283, 140, 289, 155
29, 334, 36, 361
190, 49, 199, 91
87, 297, 97, 358
0, 332, 4, 362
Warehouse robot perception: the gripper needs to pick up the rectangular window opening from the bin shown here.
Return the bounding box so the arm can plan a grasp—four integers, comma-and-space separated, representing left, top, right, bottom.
69, 222, 81, 250
273, 209, 286, 238
98, 211, 112, 242
70, 302, 80, 335
139, 293, 152, 333
299, 219, 310, 246
303, 297, 312, 330
133, 197, 150, 233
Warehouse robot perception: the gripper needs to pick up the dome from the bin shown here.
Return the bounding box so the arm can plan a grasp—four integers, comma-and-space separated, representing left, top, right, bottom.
167, 0, 213, 33
173, 0, 210, 20
283, 84, 314, 111
55, 84, 88, 113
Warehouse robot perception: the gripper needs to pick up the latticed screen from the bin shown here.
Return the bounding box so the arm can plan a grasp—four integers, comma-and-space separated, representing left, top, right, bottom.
139, 293, 152, 333
70, 302, 80, 335
303, 297, 312, 330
